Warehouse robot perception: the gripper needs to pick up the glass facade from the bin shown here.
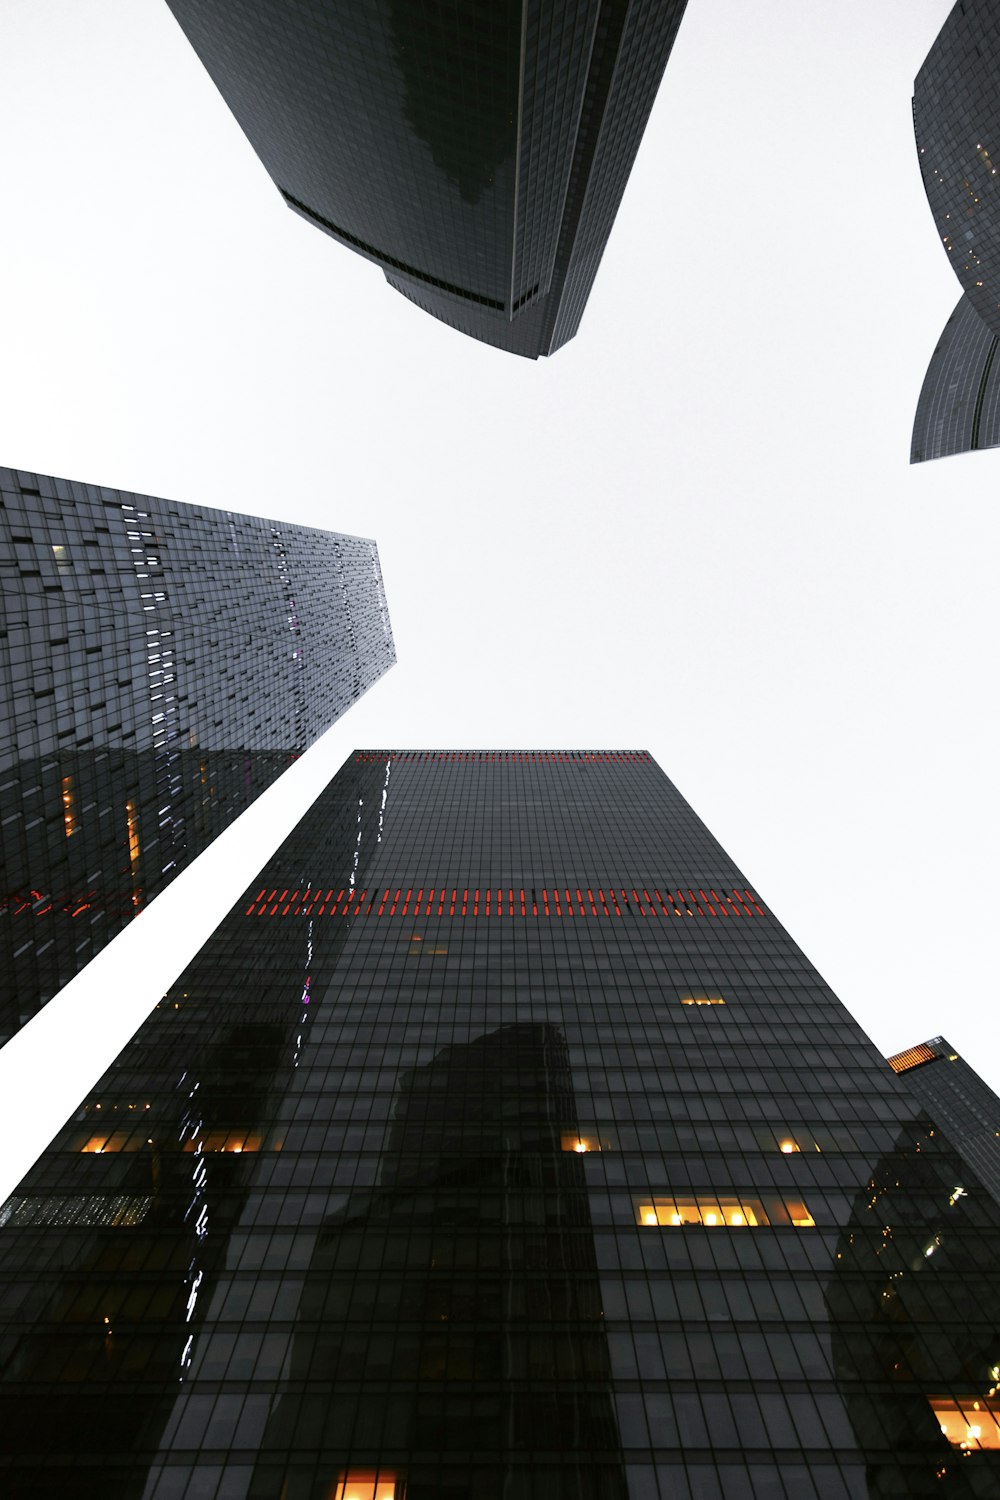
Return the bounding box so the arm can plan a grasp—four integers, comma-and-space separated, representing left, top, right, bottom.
912, 2, 1000, 459
2, 748, 1000, 1496
0, 466, 395, 1041
887, 1037, 1000, 1207
914, 0, 1000, 337
162, 0, 688, 358
911, 293, 1000, 463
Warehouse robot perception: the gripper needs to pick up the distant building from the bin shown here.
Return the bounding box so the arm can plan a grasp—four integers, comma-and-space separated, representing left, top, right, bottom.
2, 749, 999, 1493
0, 466, 394, 1040
888, 1035, 1000, 1204
164, 0, 689, 357
912, 0, 1000, 460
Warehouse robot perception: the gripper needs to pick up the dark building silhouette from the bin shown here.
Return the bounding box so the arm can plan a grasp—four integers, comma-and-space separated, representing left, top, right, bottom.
827, 1116, 1000, 1494
888, 1037, 1000, 1207
912, 2, 1000, 460
911, 293, 1000, 463
163, 0, 689, 358
0, 465, 394, 1041
2, 749, 1000, 1497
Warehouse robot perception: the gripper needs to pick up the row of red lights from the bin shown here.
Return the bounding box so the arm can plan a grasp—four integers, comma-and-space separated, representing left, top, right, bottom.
353, 752, 651, 764
245, 885, 765, 920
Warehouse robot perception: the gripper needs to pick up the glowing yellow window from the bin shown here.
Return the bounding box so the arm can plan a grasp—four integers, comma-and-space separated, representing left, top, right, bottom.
332, 1471, 397, 1500
930, 1397, 1000, 1450
636, 1197, 767, 1228
561, 1131, 612, 1154
680, 997, 725, 1006
62, 776, 76, 837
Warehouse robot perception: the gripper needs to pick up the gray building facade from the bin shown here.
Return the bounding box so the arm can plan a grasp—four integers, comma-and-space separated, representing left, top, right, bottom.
911, 293, 1000, 463
888, 1036, 1000, 1207
0, 466, 394, 1041
163, 0, 688, 358
912, 0, 1000, 459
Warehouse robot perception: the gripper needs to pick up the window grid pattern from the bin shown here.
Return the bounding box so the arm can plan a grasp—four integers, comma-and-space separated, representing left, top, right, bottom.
163, 0, 687, 359
914, 0, 1000, 339
910, 292, 1000, 462
0, 467, 394, 1041
1, 752, 998, 1498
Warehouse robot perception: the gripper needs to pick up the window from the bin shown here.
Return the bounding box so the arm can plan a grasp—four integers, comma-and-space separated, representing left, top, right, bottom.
333, 1472, 397, 1500
635, 1196, 815, 1228
930, 1397, 1000, 1450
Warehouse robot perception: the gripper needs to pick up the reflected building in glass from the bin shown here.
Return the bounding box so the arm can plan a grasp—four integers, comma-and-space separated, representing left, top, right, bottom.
912, 1, 1000, 461
0, 466, 395, 1042
163, 0, 688, 358
2, 749, 1000, 1497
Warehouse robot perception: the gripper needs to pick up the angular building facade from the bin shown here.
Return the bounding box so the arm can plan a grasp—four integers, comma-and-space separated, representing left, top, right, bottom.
163, 0, 688, 358
0, 466, 394, 1042
911, 293, 1000, 463
1, 749, 999, 1497
912, 1, 1000, 460
888, 1036, 1000, 1206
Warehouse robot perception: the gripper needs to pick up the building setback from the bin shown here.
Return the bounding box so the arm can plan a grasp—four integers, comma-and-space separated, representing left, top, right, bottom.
1, 749, 999, 1496
0, 466, 394, 1042
888, 1036, 1000, 1207
912, 0, 1000, 460
163, 0, 688, 358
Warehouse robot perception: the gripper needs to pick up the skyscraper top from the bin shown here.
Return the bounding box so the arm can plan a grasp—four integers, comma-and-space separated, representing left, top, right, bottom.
0, 465, 395, 1038
914, 0, 1000, 337
164, 0, 688, 357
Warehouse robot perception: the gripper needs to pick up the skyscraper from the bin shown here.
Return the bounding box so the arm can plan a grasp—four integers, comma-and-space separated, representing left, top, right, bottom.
162, 0, 689, 358
2, 749, 999, 1496
887, 1036, 1000, 1206
910, 293, 1000, 463
911, 0, 1000, 460
0, 466, 394, 1042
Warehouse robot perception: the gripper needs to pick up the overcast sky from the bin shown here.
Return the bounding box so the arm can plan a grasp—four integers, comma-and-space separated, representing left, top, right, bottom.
1, 0, 993, 1201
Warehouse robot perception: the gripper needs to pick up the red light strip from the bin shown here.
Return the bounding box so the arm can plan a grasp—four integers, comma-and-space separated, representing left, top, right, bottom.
244, 882, 766, 919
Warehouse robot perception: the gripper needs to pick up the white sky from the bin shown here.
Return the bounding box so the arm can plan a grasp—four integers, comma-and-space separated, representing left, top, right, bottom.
1, 0, 994, 1202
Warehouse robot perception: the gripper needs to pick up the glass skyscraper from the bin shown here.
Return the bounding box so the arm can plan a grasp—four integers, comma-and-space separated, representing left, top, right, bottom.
2, 749, 999, 1496
0, 466, 395, 1042
911, 0, 1000, 460
162, 0, 688, 358
887, 1037, 1000, 1207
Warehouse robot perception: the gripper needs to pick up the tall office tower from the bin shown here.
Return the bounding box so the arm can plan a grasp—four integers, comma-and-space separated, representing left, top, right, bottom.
910, 293, 1000, 462
2, 749, 1000, 1497
911, 0, 1000, 460
162, 1, 688, 358
0, 466, 394, 1042
887, 1036, 1000, 1205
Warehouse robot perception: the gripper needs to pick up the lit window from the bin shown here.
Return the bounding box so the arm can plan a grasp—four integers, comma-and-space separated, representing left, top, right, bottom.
561, 1128, 615, 1153
930, 1397, 1000, 1450
779, 1140, 800, 1154
62, 776, 76, 838
680, 996, 725, 1006
126, 800, 140, 868
182, 1132, 262, 1153
332, 1472, 397, 1500
636, 1197, 766, 1227
636, 1195, 816, 1228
